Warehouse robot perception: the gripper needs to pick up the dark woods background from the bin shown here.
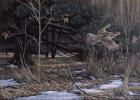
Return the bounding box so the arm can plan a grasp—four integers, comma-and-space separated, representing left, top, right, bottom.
0, 0, 139, 68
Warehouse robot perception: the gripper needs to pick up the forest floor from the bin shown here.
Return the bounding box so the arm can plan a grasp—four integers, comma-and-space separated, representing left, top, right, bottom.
0, 53, 139, 100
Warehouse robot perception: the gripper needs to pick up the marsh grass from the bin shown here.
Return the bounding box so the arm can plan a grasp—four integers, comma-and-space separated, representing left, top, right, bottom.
0, 87, 13, 99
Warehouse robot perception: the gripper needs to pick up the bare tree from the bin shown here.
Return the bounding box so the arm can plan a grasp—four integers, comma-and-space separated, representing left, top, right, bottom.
15, 0, 54, 79
88, 0, 140, 95
103, 0, 140, 95
16, 0, 50, 65
120, 0, 139, 95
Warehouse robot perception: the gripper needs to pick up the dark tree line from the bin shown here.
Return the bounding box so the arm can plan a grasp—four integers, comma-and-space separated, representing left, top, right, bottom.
0, 0, 139, 68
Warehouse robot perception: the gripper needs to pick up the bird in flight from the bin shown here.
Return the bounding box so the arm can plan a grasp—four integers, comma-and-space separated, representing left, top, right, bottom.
86, 24, 121, 51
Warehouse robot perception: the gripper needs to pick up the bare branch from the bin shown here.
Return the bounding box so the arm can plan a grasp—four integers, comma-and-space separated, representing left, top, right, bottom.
16, 0, 39, 21
41, 0, 45, 5
16, 0, 36, 12
41, 19, 51, 34
29, 0, 39, 13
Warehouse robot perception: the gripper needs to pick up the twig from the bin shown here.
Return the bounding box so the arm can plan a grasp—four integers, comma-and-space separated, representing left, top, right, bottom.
67, 66, 88, 95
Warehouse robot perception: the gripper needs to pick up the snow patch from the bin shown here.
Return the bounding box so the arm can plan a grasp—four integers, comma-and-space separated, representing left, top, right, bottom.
0, 78, 18, 87
128, 91, 136, 95
90, 76, 96, 80
75, 77, 82, 79
49, 52, 72, 57
16, 91, 81, 100
71, 89, 104, 95
8, 64, 18, 69
129, 83, 140, 86
0, 68, 3, 70
82, 89, 104, 93
75, 82, 84, 86
72, 62, 83, 65
112, 75, 120, 78
99, 79, 123, 89
73, 71, 82, 74
128, 91, 140, 96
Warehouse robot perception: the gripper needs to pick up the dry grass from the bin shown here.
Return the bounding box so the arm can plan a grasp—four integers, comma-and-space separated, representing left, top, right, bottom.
0, 87, 13, 99
87, 49, 140, 95
87, 49, 139, 76
88, 58, 107, 78
0, 53, 139, 98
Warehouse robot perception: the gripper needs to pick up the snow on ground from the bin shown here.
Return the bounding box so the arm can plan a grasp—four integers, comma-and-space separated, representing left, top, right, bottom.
15, 79, 140, 99
8, 64, 18, 69
72, 71, 83, 74
71, 88, 104, 94
128, 91, 140, 96
75, 77, 83, 79
75, 82, 85, 86
82, 89, 104, 93
74, 79, 139, 96
0, 68, 3, 70
99, 79, 123, 89
0, 78, 18, 87
129, 83, 140, 86
16, 91, 81, 100
71, 62, 85, 65
48, 52, 73, 58
89, 76, 96, 80
128, 91, 136, 95
112, 75, 120, 78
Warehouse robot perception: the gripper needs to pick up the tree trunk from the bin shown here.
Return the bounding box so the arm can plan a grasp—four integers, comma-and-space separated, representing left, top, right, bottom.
9, 50, 34, 69
123, 74, 129, 95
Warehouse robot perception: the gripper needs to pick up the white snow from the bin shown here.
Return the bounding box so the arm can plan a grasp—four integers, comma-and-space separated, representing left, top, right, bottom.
75, 77, 82, 79
75, 82, 89, 87
90, 76, 96, 80
48, 52, 72, 57
0, 78, 18, 87
128, 91, 140, 96
75, 82, 84, 86
73, 71, 82, 74
0, 68, 3, 70
71, 88, 104, 95
128, 91, 136, 95
72, 69, 86, 75
16, 91, 81, 100
129, 83, 140, 86
99, 79, 123, 89
112, 75, 120, 78
82, 89, 104, 93
8, 64, 18, 69
72, 62, 84, 65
